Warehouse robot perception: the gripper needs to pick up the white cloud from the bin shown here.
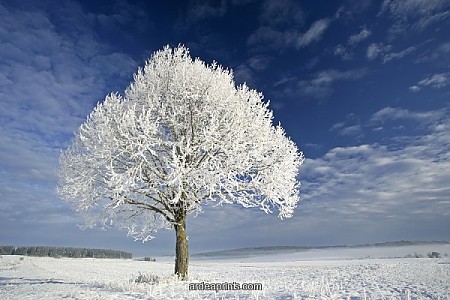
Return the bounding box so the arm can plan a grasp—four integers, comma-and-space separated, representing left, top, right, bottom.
248, 3, 342, 52
186, 0, 227, 22
417, 10, 450, 28
330, 113, 363, 137
379, 0, 449, 18
233, 64, 254, 85
415, 42, 450, 64
312, 69, 367, 84
303, 143, 322, 150
334, 44, 352, 60
439, 42, 450, 53
247, 0, 304, 52
418, 73, 450, 88
367, 43, 383, 60
334, 27, 371, 61
366, 43, 394, 60
339, 125, 363, 136
366, 43, 415, 63
247, 26, 295, 51
336, 0, 374, 19
248, 55, 272, 71
409, 85, 421, 92
247, 18, 331, 51
259, 0, 304, 26
370, 107, 445, 123
233, 55, 272, 86
0, 2, 138, 139
382, 46, 416, 63
297, 68, 368, 98
408, 73, 450, 91
348, 28, 371, 45
297, 19, 330, 48
379, 0, 450, 33
330, 123, 362, 137
273, 76, 296, 87
299, 107, 450, 241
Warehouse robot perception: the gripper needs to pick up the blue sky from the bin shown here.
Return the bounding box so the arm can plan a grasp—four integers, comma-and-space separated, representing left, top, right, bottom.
1, 0, 449, 257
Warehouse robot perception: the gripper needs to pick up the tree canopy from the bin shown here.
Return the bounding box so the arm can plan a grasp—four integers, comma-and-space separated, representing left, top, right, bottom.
57, 45, 303, 278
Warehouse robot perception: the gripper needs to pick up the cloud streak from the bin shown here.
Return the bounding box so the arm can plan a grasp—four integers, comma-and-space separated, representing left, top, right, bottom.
366, 43, 416, 63
378, 0, 450, 33
247, 0, 333, 52
334, 27, 372, 61
297, 19, 330, 48
409, 73, 450, 92
259, 0, 304, 26
348, 28, 371, 45
379, 0, 449, 19
382, 46, 416, 63
300, 107, 450, 236
297, 68, 368, 98
330, 114, 363, 137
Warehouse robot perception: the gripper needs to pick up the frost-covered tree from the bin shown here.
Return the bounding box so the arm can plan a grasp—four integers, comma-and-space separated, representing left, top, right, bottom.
57, 45, 304, 280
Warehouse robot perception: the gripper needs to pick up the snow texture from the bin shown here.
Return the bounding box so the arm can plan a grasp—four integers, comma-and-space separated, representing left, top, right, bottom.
1, 245, 449, 299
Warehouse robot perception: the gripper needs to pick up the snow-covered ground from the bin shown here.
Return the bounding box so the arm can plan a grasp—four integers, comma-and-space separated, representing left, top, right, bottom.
1, 244, 449, 299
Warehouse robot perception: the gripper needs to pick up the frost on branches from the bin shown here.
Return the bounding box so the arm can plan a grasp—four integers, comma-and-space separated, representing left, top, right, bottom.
57, 45, 304, 278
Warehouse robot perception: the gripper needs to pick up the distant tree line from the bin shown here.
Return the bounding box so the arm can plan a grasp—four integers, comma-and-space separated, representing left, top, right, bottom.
0, 245, 131, 259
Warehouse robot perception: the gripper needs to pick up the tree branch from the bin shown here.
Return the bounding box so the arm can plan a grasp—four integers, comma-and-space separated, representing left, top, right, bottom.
123, 197, 176, 223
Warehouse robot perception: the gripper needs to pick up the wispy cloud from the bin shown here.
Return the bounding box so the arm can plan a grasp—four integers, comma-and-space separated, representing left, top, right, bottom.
409, 72, 450, 92
370, 107, 446, 123
335, 0, 374, 19
297, 19, 330, 48
247, 55, 272, 71
334, 27, 371, 61
334, 44, 353, 60
299, 107, 450, 241
367, 43, 389, 60
297, 68, 368, 98
248, 18, 330, 51
273, 68, 368, 100
416, 10, 450, 28
379, 0, 449, 18
232, 55, 272, 86
378, 0, 450, 33
247, 26, 294, 51
259, 0, 304, 26
247, 0, 334, 52
332, 124, 363, 137
186, 0, 228, 22
382, 46, 416, 63
330, 114, 363, 137
233, 64, 255, 85
348, 28, 371, 45
247, 0, 303, 52
303, 143, 323, 150
366, 43, 416, 63
415, 42, 450, 64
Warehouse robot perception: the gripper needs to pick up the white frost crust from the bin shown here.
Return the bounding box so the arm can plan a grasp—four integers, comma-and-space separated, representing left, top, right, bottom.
58, 45, 304, 241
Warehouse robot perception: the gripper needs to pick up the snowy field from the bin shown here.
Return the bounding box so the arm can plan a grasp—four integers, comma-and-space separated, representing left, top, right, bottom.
1, 244, 449, 299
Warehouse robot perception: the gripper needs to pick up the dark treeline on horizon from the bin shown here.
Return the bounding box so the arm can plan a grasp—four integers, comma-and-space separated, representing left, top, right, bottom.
0, 245, 132, 259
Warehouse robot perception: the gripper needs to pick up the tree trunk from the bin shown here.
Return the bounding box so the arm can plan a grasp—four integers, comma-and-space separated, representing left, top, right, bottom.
174, 214, 188, 280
